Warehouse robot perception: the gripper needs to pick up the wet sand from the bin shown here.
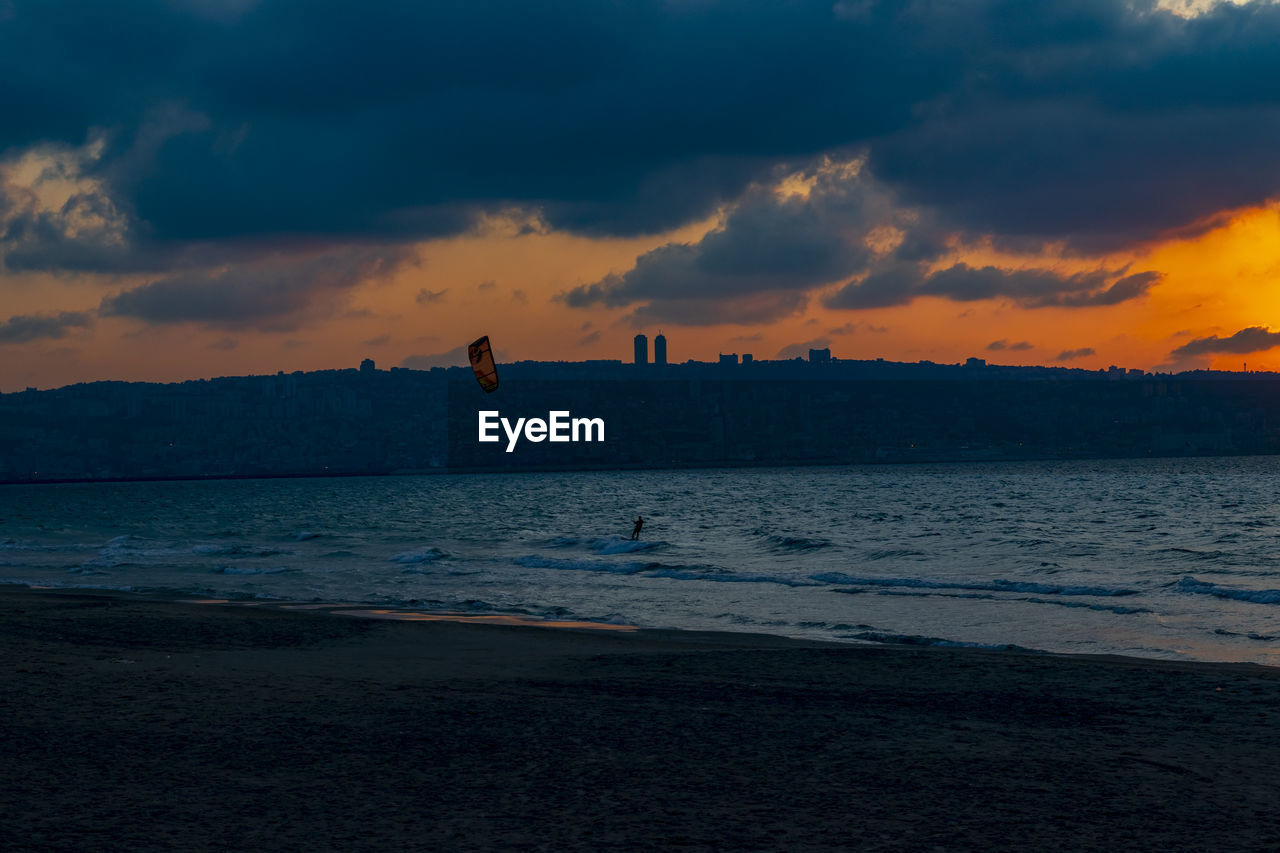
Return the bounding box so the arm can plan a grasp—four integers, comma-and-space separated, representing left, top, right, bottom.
3, 586, 1280, 852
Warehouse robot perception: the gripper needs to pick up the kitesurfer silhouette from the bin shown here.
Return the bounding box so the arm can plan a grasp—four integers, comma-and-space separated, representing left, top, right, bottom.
631, 516, 644, 540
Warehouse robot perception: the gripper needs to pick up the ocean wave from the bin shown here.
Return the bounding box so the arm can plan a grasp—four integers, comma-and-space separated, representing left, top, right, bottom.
1172, 577, 1280, 605
795, 620, 870, 631
0, 540, 97, 552
646, 568, 821, 587
193, 544, 287, 557
293, 531, 322, 541
390, 548, 449, 564
1213, 628, 1280, 641
855, 588, 1150, 614
66, 566, 110, 575
752, 529, 832, 552
591, 536, 661, 555
840, 631, 1043, 653
1156, 547, 1238, 561
97, 536, 188, 559
543, 534, 663, 554
215, 566, 294, 575
515, 555, 812, 586
811, 572, 1138, 597
515, 555, 652, 574
1022, 596, 1150, 614
864, 548, 927, 561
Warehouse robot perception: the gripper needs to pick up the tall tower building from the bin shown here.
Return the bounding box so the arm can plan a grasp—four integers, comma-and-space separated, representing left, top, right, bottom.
634, 333, 648, 365
654, 332, 667, 366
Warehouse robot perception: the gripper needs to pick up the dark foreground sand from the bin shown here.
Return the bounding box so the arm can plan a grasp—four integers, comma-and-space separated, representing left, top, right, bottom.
3, 588, 1280, 852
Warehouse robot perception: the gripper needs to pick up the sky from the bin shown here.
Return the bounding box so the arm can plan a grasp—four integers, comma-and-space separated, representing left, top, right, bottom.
3, 0, 1280, 389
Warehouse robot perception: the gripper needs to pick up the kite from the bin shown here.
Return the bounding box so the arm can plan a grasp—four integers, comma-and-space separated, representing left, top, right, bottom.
468, 335, 499, 393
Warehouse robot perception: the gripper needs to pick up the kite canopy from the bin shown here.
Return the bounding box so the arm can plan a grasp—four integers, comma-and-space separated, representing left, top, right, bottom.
468, 335, 499, 393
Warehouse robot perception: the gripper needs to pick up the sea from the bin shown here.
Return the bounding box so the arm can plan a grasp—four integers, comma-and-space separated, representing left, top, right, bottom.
5, 456, 1280, 665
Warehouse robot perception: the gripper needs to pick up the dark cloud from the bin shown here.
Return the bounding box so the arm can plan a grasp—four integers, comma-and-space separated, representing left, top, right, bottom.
1171, 326, 1280, 358
99, 248, 407, 330
576, 330, 600, 347
0, 0, 1277, 307
510, 289, 528, 304
362, 334, 391, 347
165, 0, 929, 241
826, 263, 1160, 310
476, 281, 497, 292
830, 321, 888, 335
1069, 271, 1163, 306
0, 310, 92, 343
825, 262, 930, 310
415, 288, 447, 304
987, 339, 1035, 351
626, 292, 809, 327
563, 164, 908, 321
1056, 347, 1096, 361
206, 336, 237, 350
0, 189, 159, 274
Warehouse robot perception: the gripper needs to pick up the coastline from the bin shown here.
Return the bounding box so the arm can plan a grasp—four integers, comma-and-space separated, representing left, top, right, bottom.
4, 448, 1276, 486
4, 585, 1280, 851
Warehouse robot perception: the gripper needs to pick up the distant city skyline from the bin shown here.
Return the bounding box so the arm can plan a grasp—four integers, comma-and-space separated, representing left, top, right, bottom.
4, 1, 1280, 389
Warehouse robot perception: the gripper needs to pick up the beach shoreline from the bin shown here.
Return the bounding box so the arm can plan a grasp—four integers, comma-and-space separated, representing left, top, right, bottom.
4, 584, 1280, 851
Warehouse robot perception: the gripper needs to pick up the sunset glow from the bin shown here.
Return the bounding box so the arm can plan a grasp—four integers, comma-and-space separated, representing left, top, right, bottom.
4, 0, 1280, 388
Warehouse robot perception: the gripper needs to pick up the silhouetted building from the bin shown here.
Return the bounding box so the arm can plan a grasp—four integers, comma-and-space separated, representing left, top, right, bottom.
809, 348, 831, 364
634, 334, 648, 365
743, 353, 754, 364
360, 358, 376, 373
654, 332, 667, 366
719, 353, 739, 365
965, 357, 986, 369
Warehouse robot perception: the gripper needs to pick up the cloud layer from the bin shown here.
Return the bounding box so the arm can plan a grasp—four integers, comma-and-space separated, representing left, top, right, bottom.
0, 310, 93, 344
99, 249, 409, 330
3, 0, 1280, 340
1172, 326, 1280, 357
827, 264, 1162, 310
2, 0, 1278, 266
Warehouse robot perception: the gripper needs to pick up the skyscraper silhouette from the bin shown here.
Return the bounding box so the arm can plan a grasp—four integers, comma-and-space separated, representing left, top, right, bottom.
634, 334, 648, 365
654, 332, 667, 366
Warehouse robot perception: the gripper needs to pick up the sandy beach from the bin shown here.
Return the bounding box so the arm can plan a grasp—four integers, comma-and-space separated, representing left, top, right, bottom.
3, 586, 1280, 852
